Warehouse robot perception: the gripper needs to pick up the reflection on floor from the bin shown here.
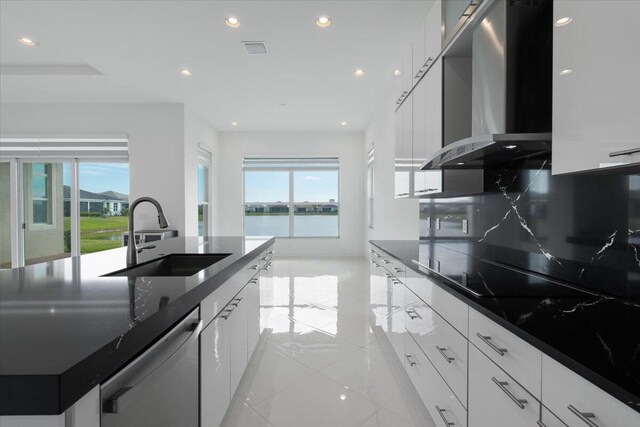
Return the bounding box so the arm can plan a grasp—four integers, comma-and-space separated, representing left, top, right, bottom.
221, 257, 434, 427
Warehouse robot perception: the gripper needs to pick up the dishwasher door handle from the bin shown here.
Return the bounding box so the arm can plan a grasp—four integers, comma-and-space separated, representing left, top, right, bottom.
103, 319, 203, 414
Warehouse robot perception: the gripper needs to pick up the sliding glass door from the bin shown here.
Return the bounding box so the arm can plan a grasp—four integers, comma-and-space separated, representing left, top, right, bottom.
22, 162, 72, 265
0, 162, 12, 268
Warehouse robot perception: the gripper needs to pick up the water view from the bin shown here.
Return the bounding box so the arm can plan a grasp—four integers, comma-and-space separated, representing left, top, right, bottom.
245, 214, 338, 237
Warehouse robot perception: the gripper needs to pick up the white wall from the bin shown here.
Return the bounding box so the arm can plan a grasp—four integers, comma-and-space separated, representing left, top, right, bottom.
364, 93, 420, 249
218, 131, 365, 257
0, 103, 192, 234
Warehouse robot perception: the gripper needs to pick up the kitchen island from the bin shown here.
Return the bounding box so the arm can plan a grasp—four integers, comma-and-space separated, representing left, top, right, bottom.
0, 236, 274, 423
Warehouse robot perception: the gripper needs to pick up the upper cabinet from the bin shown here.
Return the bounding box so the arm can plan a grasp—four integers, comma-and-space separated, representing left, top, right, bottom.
443, 0, 478, 45
552, 0, 640, 174
395, 98, 412, 199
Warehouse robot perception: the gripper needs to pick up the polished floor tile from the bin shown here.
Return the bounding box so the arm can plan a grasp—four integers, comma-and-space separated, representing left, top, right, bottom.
223, 257, 433, 427
234, 345, 314, 405
221, 401, 274, 427
253, 373, 377, 427
320, 347, 402, 406
359, 408, 418, 427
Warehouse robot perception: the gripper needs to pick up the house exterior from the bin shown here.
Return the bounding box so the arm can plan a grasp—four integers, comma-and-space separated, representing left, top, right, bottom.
63, 186, 129, 216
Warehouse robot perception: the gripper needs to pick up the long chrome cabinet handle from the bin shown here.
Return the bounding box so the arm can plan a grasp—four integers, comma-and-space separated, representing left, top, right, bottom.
435, 405, 454, 426
491, 377, 527, 409
476, 333, 507, 356
609, 147, 640, 157
248, 264, 259, 270
262, 263, 272, 271
220, 308, 234, 319
436, 346, 454, 363
404, 354, 417, 366
567, 404, 599, 427
230, 297, 243, 307
266, 250, 275, 255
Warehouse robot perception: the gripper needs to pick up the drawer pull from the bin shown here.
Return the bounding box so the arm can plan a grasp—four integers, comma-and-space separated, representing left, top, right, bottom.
404, 354, 417, 367
567, 404, 599, 427
491, 377, 527, 409
476, 333, 507, 356
435, 405, 454, 426
383, 259, 393, 264
393, 267, 404, 273
376, 253, 383, 258
230, 297, 243, 307
266, 250, 275, 255
405, 309, 421, 320
262, 263, 272, 271
220, 308, 234, 319
436, 346, 454, 363
248, 264, 259, 270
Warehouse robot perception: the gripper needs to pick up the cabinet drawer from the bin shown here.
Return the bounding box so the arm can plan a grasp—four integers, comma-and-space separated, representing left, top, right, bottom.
469, 345, 540, 427
201, 255, 260, 327
469, 308, 541, 398
405, 335, 467, 427
406, 271, 468, 338
387, 309, 408, 367
406, 302, 468, 406
540, 405, 568, 427
542, 355, 640, 427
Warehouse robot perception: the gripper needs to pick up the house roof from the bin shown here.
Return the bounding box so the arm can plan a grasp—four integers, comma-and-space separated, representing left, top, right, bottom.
63, 185, 128, 202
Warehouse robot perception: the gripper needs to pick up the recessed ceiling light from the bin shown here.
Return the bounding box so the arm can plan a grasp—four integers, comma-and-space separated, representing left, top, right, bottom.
559, 69, 573, 76
17, 37, 37, 47
353, 69, 366, 77
339, 394, 347, 401
394, 69, 402, 76
316, 16, 332, 28
179, 69, 193, 77
555, 17, 573, 26
456, 162, 465, 165
231, 122, 238, 127
504, 144, 518, 149
341, 121, 347, 126
225, 16, 240, 28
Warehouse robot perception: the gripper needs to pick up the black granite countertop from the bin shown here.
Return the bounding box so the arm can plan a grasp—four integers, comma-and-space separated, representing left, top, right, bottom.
370, 239, 640, 414
0, 236, 274, 416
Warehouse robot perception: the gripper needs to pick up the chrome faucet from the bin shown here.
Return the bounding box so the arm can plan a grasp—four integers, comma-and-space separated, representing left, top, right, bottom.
127, 197, 169, 266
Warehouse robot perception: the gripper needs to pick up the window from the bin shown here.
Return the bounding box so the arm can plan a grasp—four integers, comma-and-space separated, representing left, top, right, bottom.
30, 163, 53, 224
0, 135, 129, 265
198, 147, 212, 236
367, 148, 375, 229
243, 158, 339, 238
79, 163, 129, 254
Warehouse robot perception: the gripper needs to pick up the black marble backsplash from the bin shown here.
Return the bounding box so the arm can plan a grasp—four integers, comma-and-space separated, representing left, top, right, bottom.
420, 157, 640, 300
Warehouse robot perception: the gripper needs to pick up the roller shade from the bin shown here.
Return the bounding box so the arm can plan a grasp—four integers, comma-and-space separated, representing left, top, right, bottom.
0, 134, 129, 160
243, 157, 338, 171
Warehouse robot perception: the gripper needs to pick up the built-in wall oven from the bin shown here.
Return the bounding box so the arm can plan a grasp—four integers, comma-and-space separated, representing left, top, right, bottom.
100, 309, 202, 427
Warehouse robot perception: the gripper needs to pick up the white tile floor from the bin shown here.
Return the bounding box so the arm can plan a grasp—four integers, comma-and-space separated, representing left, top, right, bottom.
221, 258, 434, 427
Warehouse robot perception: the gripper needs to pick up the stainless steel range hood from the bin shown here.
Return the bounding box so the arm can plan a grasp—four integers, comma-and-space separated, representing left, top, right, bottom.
422, 0, 552, 171
422, 133, 551, 169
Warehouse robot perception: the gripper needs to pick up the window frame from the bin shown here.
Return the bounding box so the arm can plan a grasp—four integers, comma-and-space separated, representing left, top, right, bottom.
197, 146, 212, 237
26, 162, 57, 230
367, 147, 375, 229
243, 157, 340, 239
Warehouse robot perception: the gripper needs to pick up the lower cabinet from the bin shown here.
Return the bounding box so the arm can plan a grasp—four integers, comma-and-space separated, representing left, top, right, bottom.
405, 335, 467, 427
200, 249, 271, 427
201, 310, 232, 427
468, 344, 540, 427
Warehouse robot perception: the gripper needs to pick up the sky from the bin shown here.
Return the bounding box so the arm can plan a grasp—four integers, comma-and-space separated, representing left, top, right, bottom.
245, 171, 338, 203
63, 163, 129, 195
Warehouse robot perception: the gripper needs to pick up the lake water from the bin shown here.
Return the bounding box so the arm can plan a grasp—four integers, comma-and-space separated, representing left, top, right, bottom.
245, 215, 338, 237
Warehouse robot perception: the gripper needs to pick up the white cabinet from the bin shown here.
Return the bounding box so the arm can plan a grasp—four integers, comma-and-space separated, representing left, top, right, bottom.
405, 335, 467, 427
402, 41, 414, 94
395, 95, 412, 198
416, 58, 443, 196
540, 406, 569, 427
469, 308, 541, 398
552, 0, 640, 174
412, 22, 426, 83
201, 311, 231, 427
246, 274, 261, 360
229, 288, 248, 396
405, 301, 468, 405
541, 355, 640, 427
425, 0, 442, 61
469, 344, 540, 427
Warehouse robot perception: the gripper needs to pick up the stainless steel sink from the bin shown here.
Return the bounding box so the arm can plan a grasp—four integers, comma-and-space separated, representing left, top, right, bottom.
104, 254, 231, 278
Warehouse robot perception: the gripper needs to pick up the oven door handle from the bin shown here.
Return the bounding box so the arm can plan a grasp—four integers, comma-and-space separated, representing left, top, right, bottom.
103, 319, 203, 414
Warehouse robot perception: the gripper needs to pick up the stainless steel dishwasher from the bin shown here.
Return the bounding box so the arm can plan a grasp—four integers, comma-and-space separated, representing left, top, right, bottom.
100, 309, 202, 427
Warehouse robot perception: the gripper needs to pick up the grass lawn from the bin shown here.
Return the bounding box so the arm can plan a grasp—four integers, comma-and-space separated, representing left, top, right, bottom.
64, 216, 129, 254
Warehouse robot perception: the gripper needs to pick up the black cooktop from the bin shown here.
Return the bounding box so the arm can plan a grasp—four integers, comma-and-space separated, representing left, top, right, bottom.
416, 241, 596, 298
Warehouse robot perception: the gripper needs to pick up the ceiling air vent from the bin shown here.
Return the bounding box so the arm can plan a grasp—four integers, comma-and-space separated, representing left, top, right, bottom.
243, 41, 268, 55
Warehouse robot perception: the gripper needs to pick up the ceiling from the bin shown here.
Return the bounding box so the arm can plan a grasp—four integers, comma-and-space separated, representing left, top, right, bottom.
0, 1, 432, 131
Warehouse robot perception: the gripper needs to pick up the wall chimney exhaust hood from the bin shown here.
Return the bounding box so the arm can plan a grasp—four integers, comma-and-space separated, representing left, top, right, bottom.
422, 0, 552, 171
